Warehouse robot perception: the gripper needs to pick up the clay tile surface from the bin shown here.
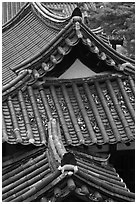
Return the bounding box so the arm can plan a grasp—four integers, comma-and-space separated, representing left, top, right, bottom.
2, 2, 26, 25
2, 74, 135, 146
2, 2, 135, 202
2, 147, 61, 202
2, 146, 135, 202
73, 151, 135, 202
2, 2, 114, 87
41, 2, 95, 18
2, 3, 61, 86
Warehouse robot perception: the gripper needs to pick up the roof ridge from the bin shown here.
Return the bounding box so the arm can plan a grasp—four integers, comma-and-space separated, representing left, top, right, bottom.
82, 22, 135, 65
2, 73, 123, 101
69, 149, 111, 162
2, 138, 135, 201
42, 3, 67, 17
32, 2, 71, 22
10, 17, 134, 76
11, 20, 73, 72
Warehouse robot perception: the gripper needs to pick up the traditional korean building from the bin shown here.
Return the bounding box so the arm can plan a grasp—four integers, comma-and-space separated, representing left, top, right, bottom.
2, 2, 135, 202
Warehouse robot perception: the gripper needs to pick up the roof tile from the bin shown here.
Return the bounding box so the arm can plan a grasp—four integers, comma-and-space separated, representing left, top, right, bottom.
2, 5, 59, 86
2, 145, 135, 202
2, 75, 135, 146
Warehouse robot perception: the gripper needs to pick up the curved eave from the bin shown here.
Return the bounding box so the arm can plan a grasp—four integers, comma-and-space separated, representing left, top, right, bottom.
82, 23, 135, 65
32, 2, 71, 22
2, 2, 70, 32
2, 70, 32, 104
2, 70, 30, 93
2, 7, 134, 89
2, 16, 135, 97
11, 20, 73, 72
73, 150, 135, 202
11, 17, 135, 76
2, 2, 67, 87
2, 146, 135, 202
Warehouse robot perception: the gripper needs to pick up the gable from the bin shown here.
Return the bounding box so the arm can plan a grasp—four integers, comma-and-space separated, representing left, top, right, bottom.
59, 59, 97, 79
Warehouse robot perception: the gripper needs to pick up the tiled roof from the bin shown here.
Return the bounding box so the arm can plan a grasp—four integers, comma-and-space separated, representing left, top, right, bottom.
42, 2, 78, 17
2, 3, 134, 87
2, 3, 135, 202
2, 73, 135, 147
3, 17, 134, 87
2, 132, 135, 202
2, 3, 61, 86
2, 4, 130, 86
8, 15, 134, 74
2, 3, 135, 148
2, 2, 95, 25
2, 2, 26, 25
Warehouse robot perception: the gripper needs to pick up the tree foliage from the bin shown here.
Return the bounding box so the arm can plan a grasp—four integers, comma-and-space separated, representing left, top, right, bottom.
82, 2, 135, 59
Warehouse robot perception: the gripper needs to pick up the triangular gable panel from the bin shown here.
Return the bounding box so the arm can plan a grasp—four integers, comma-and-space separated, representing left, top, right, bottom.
59, 59, 97, 79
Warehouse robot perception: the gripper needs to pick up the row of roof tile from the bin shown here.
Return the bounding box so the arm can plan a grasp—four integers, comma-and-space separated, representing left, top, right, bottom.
2, 74, 135, 147
2, 143, 135, 202
2, 2, 26, 25
2, 3, 60, 86
2, 2, 95, 25
2, 2, 135, 202
2, 3, 134, 88
9, 16, 134, 75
